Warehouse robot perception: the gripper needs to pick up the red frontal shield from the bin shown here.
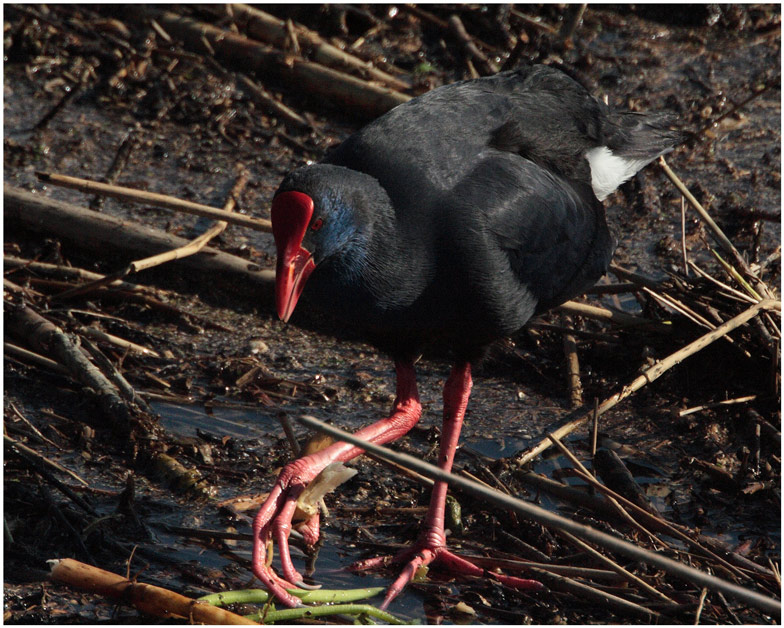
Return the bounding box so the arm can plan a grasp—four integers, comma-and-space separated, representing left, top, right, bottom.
271, 191, 316, 322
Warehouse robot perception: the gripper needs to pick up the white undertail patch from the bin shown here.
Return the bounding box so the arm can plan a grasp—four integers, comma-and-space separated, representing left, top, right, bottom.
585, 146, 653, 201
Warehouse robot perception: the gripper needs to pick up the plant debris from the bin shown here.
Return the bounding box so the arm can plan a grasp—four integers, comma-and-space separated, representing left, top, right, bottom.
4, 4, 780, 624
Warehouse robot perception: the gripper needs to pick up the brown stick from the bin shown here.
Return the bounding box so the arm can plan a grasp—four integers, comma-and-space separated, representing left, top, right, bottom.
4, 341, 70, 375
49, 558, 258, 624
557, 300, 669, 331
54, 168, 250, 301
593, 447, 659, 516
509, 8, 558, 34
525, 566, 661, 622
659, 157, 774, 300
5, 434, 89, 486
237, 74, 311, 129
553, 443, 748, 581
547, 434, 661, 545
557, 529, 675, 603
561, 316, 583, 408
4, 256, 161, 296
35, 171, 271, 233
515, 299, 779, 466
447, 14, 498, 75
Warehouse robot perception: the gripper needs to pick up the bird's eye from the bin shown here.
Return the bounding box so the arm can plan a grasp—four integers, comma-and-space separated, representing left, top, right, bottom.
311, 217, 324, 231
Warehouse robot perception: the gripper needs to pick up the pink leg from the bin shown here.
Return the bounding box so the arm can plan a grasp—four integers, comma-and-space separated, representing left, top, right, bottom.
377, 361, 472, 609
376, 362, 542, 610
252, 360, 421, 607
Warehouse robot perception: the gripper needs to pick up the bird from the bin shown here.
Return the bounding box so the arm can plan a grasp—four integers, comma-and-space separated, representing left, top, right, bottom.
252, 64, 680, 610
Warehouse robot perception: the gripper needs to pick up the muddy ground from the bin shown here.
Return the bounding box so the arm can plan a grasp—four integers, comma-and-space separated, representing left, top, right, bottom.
3, 4, 781, 625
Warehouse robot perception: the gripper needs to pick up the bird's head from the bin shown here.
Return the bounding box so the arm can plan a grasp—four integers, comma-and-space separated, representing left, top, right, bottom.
271, 165, 378, 322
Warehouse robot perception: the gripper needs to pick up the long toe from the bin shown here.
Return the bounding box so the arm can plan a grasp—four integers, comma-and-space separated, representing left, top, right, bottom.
437, 549, 544, 592
379, 547, 439, 610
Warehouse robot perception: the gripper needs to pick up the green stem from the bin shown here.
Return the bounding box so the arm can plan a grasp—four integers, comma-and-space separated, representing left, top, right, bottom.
199, 586, 386, 607
246, 602, 406, 624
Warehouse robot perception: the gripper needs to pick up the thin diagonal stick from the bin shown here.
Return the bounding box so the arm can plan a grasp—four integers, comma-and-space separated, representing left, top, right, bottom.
296, 414, 782, 617
516, 299, 779, 466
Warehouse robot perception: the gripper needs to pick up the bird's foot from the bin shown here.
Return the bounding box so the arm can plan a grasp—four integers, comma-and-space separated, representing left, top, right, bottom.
251, 362, 423, 608
251, 456, 327, 607
350, 538, 544, 610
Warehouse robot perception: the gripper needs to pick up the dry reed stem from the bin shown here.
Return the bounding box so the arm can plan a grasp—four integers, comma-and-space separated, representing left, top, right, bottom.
519, 566, 662, 621
5, 301, 133, 431
546, 434, 661, 545
688, 260, 758, 304
515, 299, 779, 466
35, 171, 272, 232
566, 463, 747, 582
557, 300, 668, 330
679, 395, 757, 417
222, 4, 410, 91
558, 529, 676, 603
561, 315, 583, 408
80, 327, 159, 358
296, 414, 782, 616
4, 342, 69, 375
694, 587, 709, 624
48, 169, 251, 301
658, 157, 775, 300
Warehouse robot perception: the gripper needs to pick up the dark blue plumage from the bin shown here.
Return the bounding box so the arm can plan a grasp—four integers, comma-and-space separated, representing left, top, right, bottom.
256, 64, 680, 609
274, 65, 677, 359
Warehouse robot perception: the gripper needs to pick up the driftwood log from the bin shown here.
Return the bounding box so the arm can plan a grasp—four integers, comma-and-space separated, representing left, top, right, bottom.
4, 185, 275, 300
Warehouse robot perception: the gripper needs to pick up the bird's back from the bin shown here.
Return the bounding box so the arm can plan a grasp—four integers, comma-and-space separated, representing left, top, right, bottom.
308, 65, 678, 358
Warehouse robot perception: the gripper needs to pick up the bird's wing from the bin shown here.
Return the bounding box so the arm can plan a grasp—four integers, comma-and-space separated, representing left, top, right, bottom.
325, 67, 605, 209
456, 151, 615, 313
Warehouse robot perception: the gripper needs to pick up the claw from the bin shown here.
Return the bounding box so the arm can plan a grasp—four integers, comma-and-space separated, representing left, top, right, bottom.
294, 580, 322, 590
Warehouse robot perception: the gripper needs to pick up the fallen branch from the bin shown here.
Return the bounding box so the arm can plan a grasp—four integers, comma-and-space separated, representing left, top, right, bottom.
5, 302, 132, 433
48, 558, 257, 624
220, 4, 410, 91
124, 7, 411, 119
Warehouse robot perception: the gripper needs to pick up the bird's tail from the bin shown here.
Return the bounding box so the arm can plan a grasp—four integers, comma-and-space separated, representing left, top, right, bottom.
606, 111, 683, 161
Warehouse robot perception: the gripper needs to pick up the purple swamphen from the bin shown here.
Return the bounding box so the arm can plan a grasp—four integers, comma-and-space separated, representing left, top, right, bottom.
254, 64, 680, 609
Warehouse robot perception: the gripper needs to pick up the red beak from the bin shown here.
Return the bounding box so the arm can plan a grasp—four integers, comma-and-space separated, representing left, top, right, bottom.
271, 191, 316, 322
